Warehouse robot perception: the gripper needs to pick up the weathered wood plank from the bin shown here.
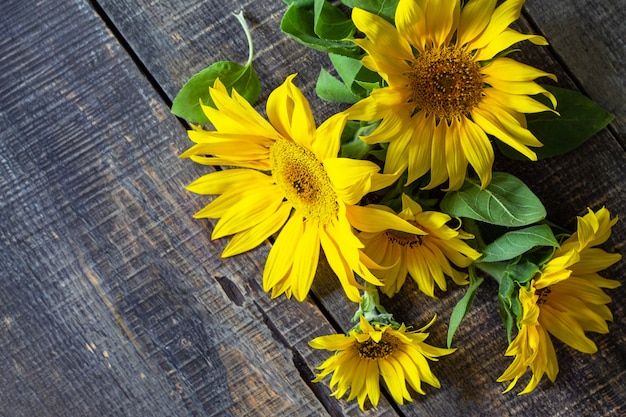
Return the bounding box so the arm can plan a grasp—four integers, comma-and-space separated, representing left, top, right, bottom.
0, 0, 359, 415
2, 0, 624, 415
94, 0, 626, 415
524, 0, 626, 138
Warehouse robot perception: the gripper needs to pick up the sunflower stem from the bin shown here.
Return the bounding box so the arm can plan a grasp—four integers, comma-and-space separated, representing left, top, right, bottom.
233, 11, 254, 67
351, 288, 397, 329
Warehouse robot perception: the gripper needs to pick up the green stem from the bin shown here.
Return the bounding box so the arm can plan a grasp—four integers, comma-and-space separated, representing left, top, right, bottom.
233, 11, 254, 67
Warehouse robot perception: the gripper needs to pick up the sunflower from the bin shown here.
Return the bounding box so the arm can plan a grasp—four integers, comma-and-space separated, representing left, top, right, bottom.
181, 75, 423, 302
498, 207, 621, 394
346, 0, 557, 190
310, 314, 455, 409
359, 194, 481, 297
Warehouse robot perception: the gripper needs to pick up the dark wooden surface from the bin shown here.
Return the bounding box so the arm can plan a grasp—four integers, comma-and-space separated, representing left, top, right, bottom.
0, 0, 624, 416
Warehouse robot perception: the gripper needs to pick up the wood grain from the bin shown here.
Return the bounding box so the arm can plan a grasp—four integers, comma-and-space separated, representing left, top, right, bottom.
0, 0, 356, 415
1, 0, 624, 415
524, 0, 626, 138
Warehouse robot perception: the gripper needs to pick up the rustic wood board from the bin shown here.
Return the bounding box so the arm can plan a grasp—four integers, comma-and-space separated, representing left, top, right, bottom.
1, 0, 624, 415
524, 0, 626, 138
0, 0, 392, 415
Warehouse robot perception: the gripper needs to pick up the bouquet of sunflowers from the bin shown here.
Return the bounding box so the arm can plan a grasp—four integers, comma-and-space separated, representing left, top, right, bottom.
171, 0, 620, 410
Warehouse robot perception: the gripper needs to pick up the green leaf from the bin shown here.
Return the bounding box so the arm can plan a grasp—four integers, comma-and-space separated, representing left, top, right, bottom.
497, 85, 614, 160
329, 53, 382, 96
316, 69, 361, 103
497, 275, 518, 343
281, 5, 362, 58
447, 271, 483, 348
340, 0, 399, 22
440, 172, 546, 227
314, 0, 355, 40
478, 224, 559, 263
171, 62, 260, 124
171, 12, 260, 124
283, 0, 315, 7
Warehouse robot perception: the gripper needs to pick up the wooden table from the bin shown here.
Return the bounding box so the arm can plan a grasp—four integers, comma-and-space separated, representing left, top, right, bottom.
1, 0, 624, 415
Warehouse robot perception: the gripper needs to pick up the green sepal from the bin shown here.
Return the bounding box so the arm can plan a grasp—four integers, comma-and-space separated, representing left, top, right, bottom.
351, 289, 397, 329
497, 85, 614, 160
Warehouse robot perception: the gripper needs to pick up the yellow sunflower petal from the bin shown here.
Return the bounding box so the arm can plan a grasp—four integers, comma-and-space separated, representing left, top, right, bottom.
443, 118, 469, 191
457, 0, 497, 46
474, 28, 548, 61
482, 57, 557, 82
312, 111, 345, 160
186, 168, 272, 195
472, 104, 541, 160
468, 0, 525, 50
423, 118, 450, 189
211, 185, 284, 239
364, 360, 380, 409
540, 307, 598, 354
483, 88, 557, 115
263, 214, 301, 292
352, 8, 413, 60
292, 221, 321, 301
221, 202, 291, 257
459, 117, 495, 188
395, 0, 427, 51
319, 231, 364, 303
266, 74, 316, 148
424, 0, 459, 48
406, 114, 434, 184
347, 205, 425, 234
309, 334, 354, 351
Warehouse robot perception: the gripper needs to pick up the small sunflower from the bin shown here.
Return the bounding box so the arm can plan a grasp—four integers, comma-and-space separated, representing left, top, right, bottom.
310, 314, 455, 409
346, 0, 557, 190
498, 207, 621, 394
181, 75, 422, 302
359, 194, 481, 297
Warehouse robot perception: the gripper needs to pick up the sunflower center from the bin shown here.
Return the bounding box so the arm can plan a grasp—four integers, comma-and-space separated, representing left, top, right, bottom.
408, 46, 483, 120
356, 333, 399, 360
384, 220, 424, 248
270, 139, 338, 224
536, 287, 552, 305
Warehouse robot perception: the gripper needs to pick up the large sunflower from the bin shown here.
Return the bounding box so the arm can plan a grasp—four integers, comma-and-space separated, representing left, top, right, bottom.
346, 0, 557, 190
310, 314, 455, 409
498, 208, 621, 394
359, 194, 481, 297
181, 75, 422, 302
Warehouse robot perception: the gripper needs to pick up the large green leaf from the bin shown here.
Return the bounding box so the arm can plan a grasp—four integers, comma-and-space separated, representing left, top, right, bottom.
478, 224, 559, 263
440, 172, 546, 227
497, 85, 613, 160
281, 5, 362, 58
313, 0, 355, 40
340, 0, 399, 22
316, 68, 361, 103
329, 53, 381, 96
171, 62, 259, 124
